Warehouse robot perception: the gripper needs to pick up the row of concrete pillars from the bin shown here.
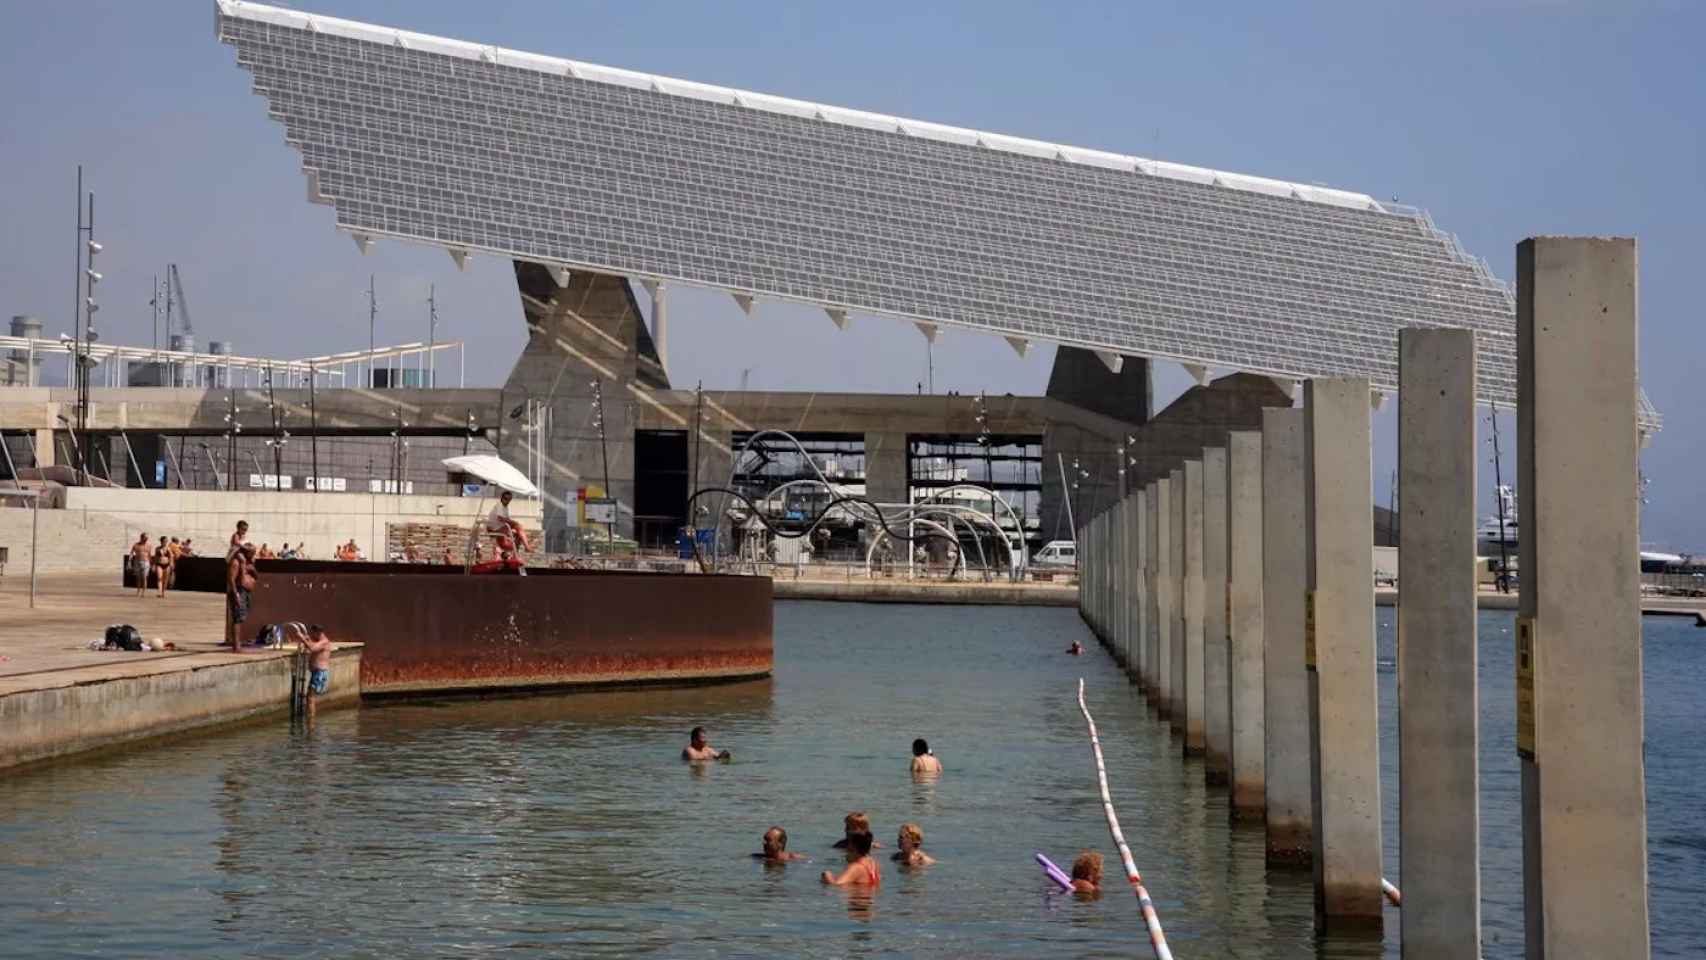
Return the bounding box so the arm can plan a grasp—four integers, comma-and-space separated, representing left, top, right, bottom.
1077, 237, 1650, 958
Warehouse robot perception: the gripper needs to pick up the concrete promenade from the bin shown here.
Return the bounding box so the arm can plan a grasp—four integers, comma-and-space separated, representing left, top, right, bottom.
0, 574, 360, 770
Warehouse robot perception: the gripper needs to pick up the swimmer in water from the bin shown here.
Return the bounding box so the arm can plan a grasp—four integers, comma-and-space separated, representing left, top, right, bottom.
1070, 850, 1103, 896
821, 830, 880, 887
832, 812, 882, 850
752, 826, 807, 863
682, 725, 731, 762
1067, 640, 1085, 656
891, 823, 936, 867
910, 738, 943, 776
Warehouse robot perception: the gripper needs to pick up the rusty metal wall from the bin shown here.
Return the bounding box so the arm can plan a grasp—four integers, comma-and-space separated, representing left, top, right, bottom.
246, 566, 772, 696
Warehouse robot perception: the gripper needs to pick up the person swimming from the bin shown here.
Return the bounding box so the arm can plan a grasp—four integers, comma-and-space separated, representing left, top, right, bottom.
821, 830, 880, 887
891, 823, 936, 867
832, 812, 882, 849
1070, 850, 1103, 896
752, 826, 806, 863
910, 738, 943, 776
1067, 640, 1085, 656
682, 725, 731, 762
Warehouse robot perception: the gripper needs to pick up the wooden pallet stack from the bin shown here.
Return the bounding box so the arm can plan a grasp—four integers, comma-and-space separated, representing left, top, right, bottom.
386, 521, 544, 562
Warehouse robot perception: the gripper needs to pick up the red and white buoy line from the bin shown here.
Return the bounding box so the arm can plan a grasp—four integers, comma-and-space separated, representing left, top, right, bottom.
1076, 678, 1176, 960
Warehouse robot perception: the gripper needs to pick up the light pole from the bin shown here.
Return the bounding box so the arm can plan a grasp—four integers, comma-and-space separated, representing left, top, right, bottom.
591, 380, 612, 543
73, 166, 103, 484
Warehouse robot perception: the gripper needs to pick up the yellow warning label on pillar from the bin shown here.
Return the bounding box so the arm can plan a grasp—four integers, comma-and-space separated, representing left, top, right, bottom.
1304, 590, 1317, 669
1516, 618, 1536, 759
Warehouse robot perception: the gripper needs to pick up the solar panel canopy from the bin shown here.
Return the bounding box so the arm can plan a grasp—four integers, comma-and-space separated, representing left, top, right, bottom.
214, 0, 1657, 429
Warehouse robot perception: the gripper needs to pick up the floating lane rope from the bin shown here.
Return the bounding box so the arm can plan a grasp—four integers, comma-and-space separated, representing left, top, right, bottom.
1076, 678, 1175, 960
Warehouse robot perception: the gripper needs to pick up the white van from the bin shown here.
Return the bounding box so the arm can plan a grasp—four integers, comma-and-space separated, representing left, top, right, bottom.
1031, 540, 1077, 568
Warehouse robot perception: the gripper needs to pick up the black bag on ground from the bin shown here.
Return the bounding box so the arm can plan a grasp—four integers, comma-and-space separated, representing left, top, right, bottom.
104, 624, 144, 651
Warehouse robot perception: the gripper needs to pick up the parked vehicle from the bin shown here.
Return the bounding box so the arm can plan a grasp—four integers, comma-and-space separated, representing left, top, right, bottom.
1031, 540, 1077, 568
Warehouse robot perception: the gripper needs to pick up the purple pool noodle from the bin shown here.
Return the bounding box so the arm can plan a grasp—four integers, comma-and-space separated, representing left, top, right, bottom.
1036, 852, 1074, 891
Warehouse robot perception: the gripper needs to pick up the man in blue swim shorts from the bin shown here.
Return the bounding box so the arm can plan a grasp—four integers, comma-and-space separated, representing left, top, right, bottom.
302, 624, 334, 720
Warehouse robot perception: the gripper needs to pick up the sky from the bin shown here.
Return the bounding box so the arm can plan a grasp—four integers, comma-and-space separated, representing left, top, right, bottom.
1, 1, 1701, 547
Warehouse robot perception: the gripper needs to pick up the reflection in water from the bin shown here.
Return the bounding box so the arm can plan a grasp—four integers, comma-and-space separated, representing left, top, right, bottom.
1, 609, 1703, 957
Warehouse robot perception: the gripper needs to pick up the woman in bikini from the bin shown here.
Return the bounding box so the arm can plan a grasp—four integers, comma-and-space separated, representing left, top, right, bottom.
821, 830, 880, 888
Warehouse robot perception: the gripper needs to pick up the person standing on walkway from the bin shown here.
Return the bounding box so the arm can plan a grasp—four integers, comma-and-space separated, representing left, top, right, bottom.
226, 543, 257, 650
152, 535, 173, 599
130, 533, 152, 597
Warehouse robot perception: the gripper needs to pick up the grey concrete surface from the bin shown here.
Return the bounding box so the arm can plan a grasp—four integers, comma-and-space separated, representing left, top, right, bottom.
1516, 237, 1650, 960
1304, 377, 1384, 930
1227, 429, 1266, 819
1397, 328, 1482, 958
1262, 407, 1312, 865
1202, 445, 1230, 783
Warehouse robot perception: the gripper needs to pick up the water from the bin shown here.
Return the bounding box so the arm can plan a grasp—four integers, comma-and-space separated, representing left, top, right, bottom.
0, 603, 1700, 958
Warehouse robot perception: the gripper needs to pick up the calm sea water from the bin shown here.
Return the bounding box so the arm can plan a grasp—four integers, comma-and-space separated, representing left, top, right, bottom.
0, 603, 1699, 958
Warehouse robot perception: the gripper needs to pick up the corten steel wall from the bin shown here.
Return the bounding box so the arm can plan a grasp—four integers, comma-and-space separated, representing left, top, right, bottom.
246, 565, 773, 696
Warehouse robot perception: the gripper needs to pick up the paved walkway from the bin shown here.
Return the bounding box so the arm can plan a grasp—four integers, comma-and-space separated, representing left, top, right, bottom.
0, 573, 231, 678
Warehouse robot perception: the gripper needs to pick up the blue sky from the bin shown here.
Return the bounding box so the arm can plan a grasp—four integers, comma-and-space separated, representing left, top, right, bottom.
1, 1, 1700, 546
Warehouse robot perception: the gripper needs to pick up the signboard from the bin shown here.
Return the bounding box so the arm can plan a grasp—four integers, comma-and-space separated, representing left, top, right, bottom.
248, 473, 264, 489
585, 497, 616, 523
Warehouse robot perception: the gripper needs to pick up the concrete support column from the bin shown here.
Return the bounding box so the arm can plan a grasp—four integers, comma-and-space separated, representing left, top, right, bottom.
1517, 237, 1650, 959
1304, 377, 1383, 931
1262, 407, 1311, 864
34, 429, 54, 467
1397, 327, 1481, 958
1145, 481, 1162, 696
1121, 494, 1134, 667
864, 432, 909, 505
1154, 476, 1175, 717
1168, 468, 1185, 730
1182, 458, 1206, 756
1129, 489, 1147, 681
1227, 430, 1266, 819
1202, 446, 1231, 783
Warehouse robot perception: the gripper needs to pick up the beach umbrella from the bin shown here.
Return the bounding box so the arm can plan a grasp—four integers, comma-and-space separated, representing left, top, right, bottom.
441, 454, 538, 497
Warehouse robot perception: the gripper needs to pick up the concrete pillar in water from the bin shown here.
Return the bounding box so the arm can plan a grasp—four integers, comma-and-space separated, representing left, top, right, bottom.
1125, 494, 1139, 675
1202, 446, 1231, 783
1155, 475, 1175, 718
34, 429, 55, 467
1169, 468, 1186, 731
1517, 237, 1650, 959
1398, 327, 1481, 958
1227, 430, 1266, 819
1262, 407, 1312, 864
1145, 481, 1162, 697
1182, 458, 1207, 756
1304, 377, 1384, 931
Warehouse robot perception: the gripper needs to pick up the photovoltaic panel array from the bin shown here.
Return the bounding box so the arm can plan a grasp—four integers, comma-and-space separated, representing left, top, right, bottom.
213, 1, 1658, 430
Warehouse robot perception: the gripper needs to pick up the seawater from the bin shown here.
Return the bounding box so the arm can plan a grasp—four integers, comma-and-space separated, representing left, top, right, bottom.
0, 603, 1700, 958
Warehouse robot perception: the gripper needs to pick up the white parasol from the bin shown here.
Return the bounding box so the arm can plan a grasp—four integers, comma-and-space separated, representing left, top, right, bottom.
442, 454, 539, 497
